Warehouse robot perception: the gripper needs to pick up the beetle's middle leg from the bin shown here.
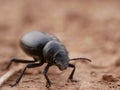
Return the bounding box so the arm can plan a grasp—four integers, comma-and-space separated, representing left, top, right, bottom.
10, 62, 44, 87
68, 63, 78, 82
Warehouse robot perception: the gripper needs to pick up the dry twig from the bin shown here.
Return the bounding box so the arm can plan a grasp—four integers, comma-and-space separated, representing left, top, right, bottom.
0, 65, 24, 87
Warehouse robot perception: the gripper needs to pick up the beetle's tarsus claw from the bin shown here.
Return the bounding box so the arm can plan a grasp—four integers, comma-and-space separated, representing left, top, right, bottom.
9, 83, 17, 87
46, 84, 50, 88
46, 82, 51, 88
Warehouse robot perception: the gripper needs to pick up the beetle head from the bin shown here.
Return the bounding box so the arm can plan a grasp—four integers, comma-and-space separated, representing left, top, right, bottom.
54, 50, 69, 71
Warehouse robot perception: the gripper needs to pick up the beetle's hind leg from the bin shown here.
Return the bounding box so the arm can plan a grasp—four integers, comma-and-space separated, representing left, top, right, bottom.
6, 58, 38, 69
10, 62, 44, 87
68, 63, 79, 82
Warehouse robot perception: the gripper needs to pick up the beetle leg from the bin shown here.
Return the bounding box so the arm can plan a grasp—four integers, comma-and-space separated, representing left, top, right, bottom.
68, 63, 78, 82
6, 58, 38, 69
10, 62, 44, 87
43, 64, 51, 88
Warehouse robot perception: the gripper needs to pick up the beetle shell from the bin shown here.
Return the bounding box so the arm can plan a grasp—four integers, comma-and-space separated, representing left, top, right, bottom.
20, 31, 69, 70
20, 31, 58, 58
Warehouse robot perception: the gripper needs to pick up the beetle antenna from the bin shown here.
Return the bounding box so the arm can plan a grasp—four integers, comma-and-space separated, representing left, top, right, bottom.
70, 58, 92, 62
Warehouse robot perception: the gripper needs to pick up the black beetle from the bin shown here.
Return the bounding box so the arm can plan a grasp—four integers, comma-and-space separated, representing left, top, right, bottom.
6, 31, 91, 87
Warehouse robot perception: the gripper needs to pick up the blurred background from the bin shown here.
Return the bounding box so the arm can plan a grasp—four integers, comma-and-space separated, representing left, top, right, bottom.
0, 0, 120, 90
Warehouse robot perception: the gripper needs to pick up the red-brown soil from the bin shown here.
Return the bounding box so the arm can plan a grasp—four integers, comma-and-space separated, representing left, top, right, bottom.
0, 1, 120, 90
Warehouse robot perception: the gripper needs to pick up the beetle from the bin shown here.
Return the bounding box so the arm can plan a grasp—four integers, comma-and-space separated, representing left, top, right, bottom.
6, 31, 91, 87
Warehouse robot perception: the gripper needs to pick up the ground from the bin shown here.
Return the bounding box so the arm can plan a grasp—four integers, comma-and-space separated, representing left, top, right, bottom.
0, 0, 120, 90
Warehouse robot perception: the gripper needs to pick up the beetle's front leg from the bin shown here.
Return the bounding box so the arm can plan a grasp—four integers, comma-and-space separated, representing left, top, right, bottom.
43, 64, 51, 88
68, 63, 79, 82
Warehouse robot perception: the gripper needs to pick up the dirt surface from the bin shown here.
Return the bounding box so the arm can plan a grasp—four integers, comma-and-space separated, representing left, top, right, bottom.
0, 0, 120, 90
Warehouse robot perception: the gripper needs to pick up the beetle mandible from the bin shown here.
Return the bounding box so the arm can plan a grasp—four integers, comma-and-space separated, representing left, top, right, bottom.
6, 31, 91, 87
